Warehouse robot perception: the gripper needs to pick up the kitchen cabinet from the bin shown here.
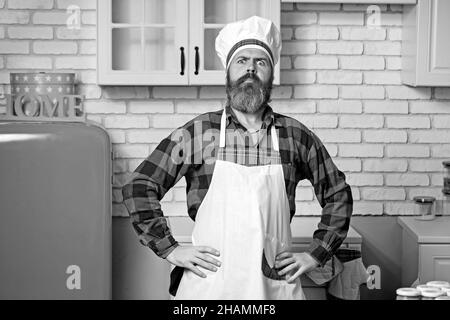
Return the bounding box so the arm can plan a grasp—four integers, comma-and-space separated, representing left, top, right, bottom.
97, 0, 188, 85
168, 216, 362, 300
97, 0, 280, 85
402, 0, 450, 86
398, 217, 450, 287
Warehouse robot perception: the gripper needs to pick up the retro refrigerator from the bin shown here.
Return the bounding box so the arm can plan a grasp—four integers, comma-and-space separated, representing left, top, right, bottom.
0, 120, 112, 299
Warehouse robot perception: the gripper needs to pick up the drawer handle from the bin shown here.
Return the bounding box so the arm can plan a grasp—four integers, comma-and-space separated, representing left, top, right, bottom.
194, 46, 199, 75
180, 47, 185, 76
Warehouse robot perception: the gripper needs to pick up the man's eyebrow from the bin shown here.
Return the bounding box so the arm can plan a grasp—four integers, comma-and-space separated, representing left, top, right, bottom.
235, 56, 269, 61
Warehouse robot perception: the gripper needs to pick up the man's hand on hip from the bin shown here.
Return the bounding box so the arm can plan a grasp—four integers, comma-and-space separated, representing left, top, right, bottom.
165, 245, 221, 278
274, 252, 319, 283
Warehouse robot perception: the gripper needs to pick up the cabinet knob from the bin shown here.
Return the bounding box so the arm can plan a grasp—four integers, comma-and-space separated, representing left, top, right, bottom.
179, 47, 185, 76
194, 47, 199, 75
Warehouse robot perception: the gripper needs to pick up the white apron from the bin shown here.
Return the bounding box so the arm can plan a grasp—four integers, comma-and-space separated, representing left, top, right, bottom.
174, 109, 305, 300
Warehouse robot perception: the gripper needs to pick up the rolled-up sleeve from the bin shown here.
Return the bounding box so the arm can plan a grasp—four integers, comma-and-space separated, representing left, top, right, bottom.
302, 131, 353, 266
122, 129, 191, 258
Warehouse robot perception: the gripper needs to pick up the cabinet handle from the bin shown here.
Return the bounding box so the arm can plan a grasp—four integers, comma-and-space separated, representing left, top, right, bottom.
194, 46, 199, 75
180, 47, 185, 76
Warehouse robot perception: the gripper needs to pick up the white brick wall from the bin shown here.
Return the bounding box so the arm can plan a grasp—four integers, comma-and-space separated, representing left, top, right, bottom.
317, 71, 362, 84
33, 41, 77, 54
363, 130, 407, 143
295, 26, 339, 40
1, 2, 450, 217
8, 0, 53, 9
8, 26, 53, 39
340, 27, 386, 40
340, 56, 385, 70
33, 11, 68, 24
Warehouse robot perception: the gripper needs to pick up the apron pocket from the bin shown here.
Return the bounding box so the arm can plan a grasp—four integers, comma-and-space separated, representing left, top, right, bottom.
261, 250, 285, 280
261, 252, 306, 300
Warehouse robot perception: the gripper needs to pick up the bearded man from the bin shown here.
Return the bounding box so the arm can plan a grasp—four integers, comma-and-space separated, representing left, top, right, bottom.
122, 16, 353, 300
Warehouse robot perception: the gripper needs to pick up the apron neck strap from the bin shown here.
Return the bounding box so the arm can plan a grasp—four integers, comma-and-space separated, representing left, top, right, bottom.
219, 109, 279, 152
270, 124, 279, 152
220, 108, 227, 148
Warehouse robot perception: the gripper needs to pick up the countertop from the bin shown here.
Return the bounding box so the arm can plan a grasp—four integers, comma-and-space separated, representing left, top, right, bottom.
168, 216, 362, 244
398, 216, 450, 244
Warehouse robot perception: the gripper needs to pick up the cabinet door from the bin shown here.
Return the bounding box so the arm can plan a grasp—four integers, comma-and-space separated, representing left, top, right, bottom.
417, 0, 450, 86
403, 0, 450, 86
419, 244, 450, 284
189, 0, 280, 86
98, 0, 188, 85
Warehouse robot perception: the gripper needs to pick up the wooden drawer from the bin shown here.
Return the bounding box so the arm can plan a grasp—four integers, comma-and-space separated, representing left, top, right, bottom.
419, 244, 450, 284
399, 217, 450, 286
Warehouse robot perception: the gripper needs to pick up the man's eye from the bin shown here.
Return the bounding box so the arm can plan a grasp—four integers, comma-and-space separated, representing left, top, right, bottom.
257, 60, 267, 66
237, 59, 245, 64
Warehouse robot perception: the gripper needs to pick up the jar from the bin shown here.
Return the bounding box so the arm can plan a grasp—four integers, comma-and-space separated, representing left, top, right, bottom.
414, 196, 436, 221
420, 288, 444, 300
417, 284, 435, 292
426, 280, 450, 289
442, 189, 450, 216
396, 288, 421, 300
439, 286, 450, 296
444, 161, 450, 193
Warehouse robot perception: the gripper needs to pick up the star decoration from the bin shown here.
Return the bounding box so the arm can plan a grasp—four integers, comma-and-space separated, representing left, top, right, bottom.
57, 76, 62, 81
47, 87, 53, 93
58, 86, 63, 92
45, 75, 51, 82
24, 87, 30, 92
23, 76, 28, 81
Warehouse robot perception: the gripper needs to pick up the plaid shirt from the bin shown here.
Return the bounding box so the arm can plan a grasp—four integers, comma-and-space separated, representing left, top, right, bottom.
122, 105, 353, 267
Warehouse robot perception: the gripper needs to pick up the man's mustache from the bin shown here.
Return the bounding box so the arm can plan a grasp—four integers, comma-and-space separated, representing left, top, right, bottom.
235, 73, 263, 87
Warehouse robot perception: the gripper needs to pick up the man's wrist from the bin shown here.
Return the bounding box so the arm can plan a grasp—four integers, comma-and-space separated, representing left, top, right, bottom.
306, 252, 320, 268
158, 241, 180, 259
307, 245, 331, 267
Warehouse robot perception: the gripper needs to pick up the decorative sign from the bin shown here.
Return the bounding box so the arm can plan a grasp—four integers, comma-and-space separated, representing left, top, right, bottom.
1, 93, 85, 122
0, 72, 86, 122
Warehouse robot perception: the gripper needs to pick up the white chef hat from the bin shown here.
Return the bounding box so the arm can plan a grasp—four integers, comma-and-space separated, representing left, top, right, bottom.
215, 16, 281, 70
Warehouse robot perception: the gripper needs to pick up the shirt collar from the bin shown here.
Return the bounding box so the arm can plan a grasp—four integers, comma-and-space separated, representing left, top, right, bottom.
225, 104, 282, 129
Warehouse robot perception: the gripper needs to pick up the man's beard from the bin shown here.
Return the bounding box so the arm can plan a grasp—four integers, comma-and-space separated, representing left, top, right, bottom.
226, 72, 273, 114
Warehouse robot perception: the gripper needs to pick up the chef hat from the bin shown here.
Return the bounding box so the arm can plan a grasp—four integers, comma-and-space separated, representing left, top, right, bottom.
215, 16, 281, 70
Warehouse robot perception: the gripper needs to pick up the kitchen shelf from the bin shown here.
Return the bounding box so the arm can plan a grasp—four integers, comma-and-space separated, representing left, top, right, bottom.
398, 216, 450, 244
169, 216, 362, 245
281, 0, 416, 3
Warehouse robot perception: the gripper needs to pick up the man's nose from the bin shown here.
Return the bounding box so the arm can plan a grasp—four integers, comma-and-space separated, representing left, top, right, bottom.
247, 61, 256, 74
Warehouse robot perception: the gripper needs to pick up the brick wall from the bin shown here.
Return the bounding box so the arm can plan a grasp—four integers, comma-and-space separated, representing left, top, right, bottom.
1, 1, 450, 217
